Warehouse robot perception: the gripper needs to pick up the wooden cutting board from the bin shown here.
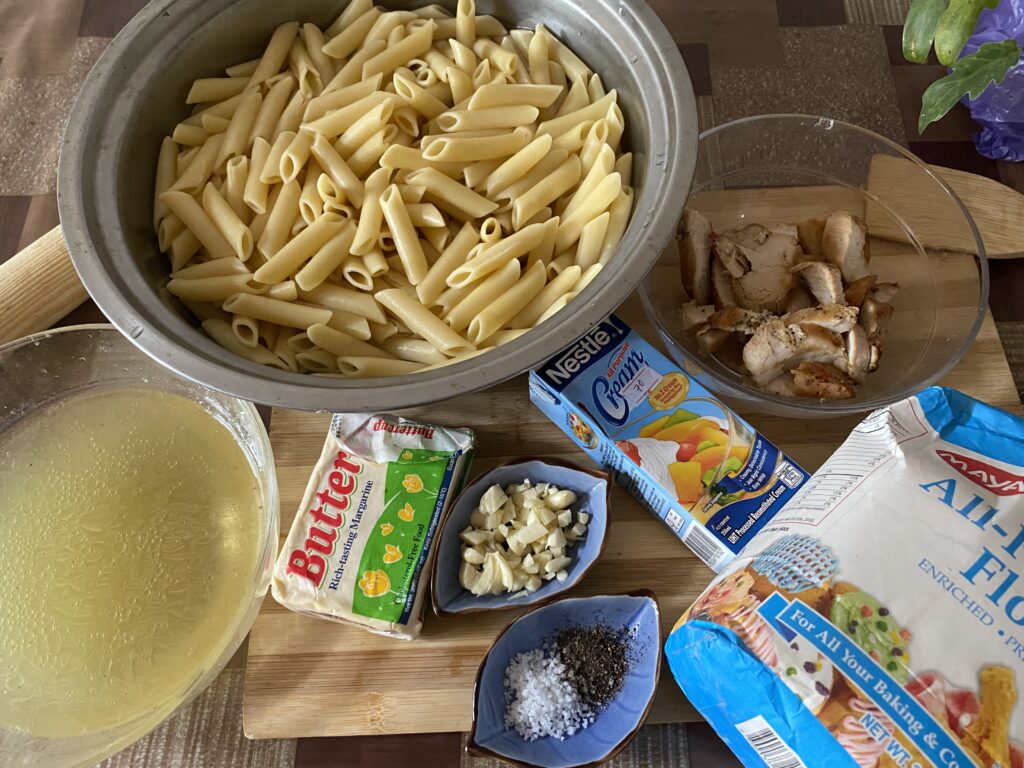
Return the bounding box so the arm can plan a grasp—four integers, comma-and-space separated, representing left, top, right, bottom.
243, 290, 1021, 739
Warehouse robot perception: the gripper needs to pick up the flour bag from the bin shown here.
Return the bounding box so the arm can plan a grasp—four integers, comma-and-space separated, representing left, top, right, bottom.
666, 387, 1024, 767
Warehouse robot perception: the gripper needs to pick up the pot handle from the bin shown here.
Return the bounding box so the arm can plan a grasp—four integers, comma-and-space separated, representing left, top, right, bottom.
0, 226, 89, 345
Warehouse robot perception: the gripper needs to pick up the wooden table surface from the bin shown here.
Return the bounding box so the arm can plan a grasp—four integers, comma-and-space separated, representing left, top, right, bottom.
0, 0, 1022, 766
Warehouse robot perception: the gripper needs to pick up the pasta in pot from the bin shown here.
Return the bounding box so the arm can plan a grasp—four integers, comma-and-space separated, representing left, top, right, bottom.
155, 0, 634, 377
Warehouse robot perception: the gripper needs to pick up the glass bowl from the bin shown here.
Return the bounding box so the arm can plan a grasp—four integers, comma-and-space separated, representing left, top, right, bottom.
0, 325, 278, 768
638, 114, 989, 418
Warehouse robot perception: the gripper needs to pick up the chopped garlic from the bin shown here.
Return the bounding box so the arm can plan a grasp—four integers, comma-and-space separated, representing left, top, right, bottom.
458, 478, 589, 598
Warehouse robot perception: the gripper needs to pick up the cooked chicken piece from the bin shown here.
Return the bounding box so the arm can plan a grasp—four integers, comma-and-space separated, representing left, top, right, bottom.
791, 261, 846, 306
871, 282, 900, 304
709, 306, 773, 334
822, 211, 869, 282
784, 284, 817, 313
844, 274, 877, 308
682, 301, 715, 331
791, 362, 857, 399
714, 236, 750, 278
711, 257, 738, 308
860, 297, 894, 340
869, 343, 883, 372
782, 304, 859, 333
679, 208, 714, 305
846, 324, 870, 382
714, 224, 802, 273
762, 374, 797, 397
796, 324, 849, 373
743, 319, 803, 386
796, 217, 826, 256
733, 266, 796, 313
696, 327, 733, 356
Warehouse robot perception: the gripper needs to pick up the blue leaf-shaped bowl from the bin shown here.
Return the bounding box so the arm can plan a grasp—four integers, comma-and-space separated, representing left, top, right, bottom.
468, 591, 662, 768
430, 457, 610, 616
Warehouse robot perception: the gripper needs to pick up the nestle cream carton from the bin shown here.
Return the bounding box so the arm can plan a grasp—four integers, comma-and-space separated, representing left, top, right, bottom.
528, 314, 808, 570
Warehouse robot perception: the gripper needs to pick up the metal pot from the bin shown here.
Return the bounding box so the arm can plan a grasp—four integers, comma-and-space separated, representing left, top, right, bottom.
59, 0, 696, 411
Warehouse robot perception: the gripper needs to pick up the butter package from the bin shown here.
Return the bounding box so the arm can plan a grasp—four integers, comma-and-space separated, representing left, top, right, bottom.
529, 314, 808, 570
272, 413, 474, 639
665, 388, 1024, 768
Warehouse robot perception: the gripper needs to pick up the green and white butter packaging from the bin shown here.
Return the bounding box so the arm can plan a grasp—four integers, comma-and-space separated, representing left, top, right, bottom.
272, 413, 475, 639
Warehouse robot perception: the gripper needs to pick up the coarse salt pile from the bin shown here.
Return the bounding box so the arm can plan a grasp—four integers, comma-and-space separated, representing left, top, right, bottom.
503, 649, 594, 741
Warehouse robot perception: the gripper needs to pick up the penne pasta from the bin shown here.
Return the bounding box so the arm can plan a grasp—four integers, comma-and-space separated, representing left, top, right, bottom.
203, 319, 286, 368
341, 256, 375, 290
307, 323, 393, 358
215, 88, 262, 167
376, 288, 475, 356
512, 154, 581, 229
554, 171, 621, 253
254, 211, 346, 284
405, 167, 497, 219
244, 137, 272, 213
232, 314, 260, 348
422, 125, 530, 162
202, 182, 253, 261
297, 282, 386, 323
574, 211, 610, 269
528, 25, 551, 85
337, 356, 423, 376
599, 186, 634, 265
447, 220, 546, 288
167, 273, 255, 302
295, 222, 357, 291
302, 23, 336, 86
154, 136, 177, 228
257, 180, 301, 257
468, 83, 562, 110
324, 7, 383, 60
467, 259, 545, 344
161, 189, 235, 260
379, 184, 428, 285
444, 257, 520, 332
382, 334, 447, 364
223, 292, 332, 328
436, 105, 538, 132
224, 156, 250, 221
249, 22, 300, 86
510, 263, 581, 327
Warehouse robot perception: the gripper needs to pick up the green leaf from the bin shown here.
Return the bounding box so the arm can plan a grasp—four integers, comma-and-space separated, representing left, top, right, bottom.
934, 0, 999, 65
903, 0, 949, 63
919, 39, 1022, 133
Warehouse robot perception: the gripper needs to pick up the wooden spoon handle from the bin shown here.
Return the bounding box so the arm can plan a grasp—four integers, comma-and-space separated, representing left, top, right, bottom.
0, 226, 89, 345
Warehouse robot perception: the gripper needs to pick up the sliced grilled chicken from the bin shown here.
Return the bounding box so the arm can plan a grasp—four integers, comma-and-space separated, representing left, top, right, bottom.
762, 374, 797, 397
711, 257, 738, 308
784, 284, 817, 313
733, 265, 796, 313
822, 211, 869, 282
846, 324, 870, 382
782, 303, 859, 333
714, 235, 751, 278
743, 319, 803, 386
796, 324, 849, 373
871, 282, 900, 304
796, 217, 826, 256
679, 208, 714, 305
696, 327, 734, 356
709, 306, 774, 334
682, 301, 715, 331
844, 274, 877, 308
869, 342, 883, 372
791, 261, 846, 305
715, 224, 802, 272
791, 362, 857, 399
860, 297, 894, 340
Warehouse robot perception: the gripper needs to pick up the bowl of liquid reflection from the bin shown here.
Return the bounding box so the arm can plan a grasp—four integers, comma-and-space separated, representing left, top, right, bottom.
0, 325, 278, 768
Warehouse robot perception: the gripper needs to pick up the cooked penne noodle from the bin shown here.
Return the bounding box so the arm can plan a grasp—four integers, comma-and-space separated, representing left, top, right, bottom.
499, 148, 569, 201
302, 23, 336, 86
250, 75, 295, 144
510, 263, 580, 327
309, 133, 365, 207
613, 151, 632, 180
368, 320, 399, 343
279, 129, 314, 184
606, 102, 625, 151
172, 123, 208, 147
216, 88, 262, 167
376, 288, 475, 356
167, 273, 255, 302
260, 131, 295, 184
599, 186, 633, 265
525, 215, 560, 268
296, 348, 340, 372
257, 180, 301, 257
326, 309, 372, 339
184, 92, 244, 127
479, 217, 501, 244
528, 25, 551, 85
232, 314, 260, 348
154, 136, 177, 228
161, 190, 235, 261
328, 38, 387, 90
243, 137, 272, 213
297, 282, 386, 323
445, 66, 474, 104
551, 120, 594, 153
171, 256, 249, 280
200, 114, 231, 134
341, 256, 375, 290
405, 203, 445, 227
363, 248, 389, 277
563, 144, 614, 218
169, 228, 202, 271
169, 134, 224, 193
468, 83, 561, 110
448, 220, 545, 287
363, 21, 435, 80
393, 72, 448, 119
224, 156, 250, 221
337, 356, 423, 376
554, 171, 620, 253
249, 22, 299, 86
415, 220, 478, 305
422, 125, 529, 162
202, 182, 253, 260
467, 259, 545, 344
336, 100, 394, 156
203, 319, 286, 368
538, 90, 616, 139
382, 334, 447, 364
226, 58, 261, 78
348, 125, 396, 177
483, 133, 552, 198
579, 120, 610, 176
254, 211, 346, 283
436, 105, 538, 132
548, 252, 575, 277
455, 0, 475, 47
555, 76, 589, 118
295, 222, 357, 290
264, 280, 298, 301
187, 76, 249, 105
307, 323, 393, 358
588, 73, 606, 101
299, 160, 324, 223
303, 75, 382, 123
324, 7, 382, 60
158, 214, 184, 252
444, 257, 520, 332
275, 91, 308, 135
405, 167, 497, 219
380, 184, 428, 285
513, 154, 581, 229
223, 293, 332, 328
574, 211, 610, 269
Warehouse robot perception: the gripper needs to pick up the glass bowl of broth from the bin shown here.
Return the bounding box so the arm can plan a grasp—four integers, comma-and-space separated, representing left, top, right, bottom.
0, 324, 278, 768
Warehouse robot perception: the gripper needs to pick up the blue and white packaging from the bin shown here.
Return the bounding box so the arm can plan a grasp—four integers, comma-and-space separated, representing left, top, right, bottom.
529, 314, 808, 570
666, 387, 1024, 768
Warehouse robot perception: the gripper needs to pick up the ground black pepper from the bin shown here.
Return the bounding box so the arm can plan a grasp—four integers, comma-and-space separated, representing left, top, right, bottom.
553, 625, 628, 710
